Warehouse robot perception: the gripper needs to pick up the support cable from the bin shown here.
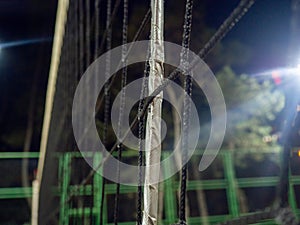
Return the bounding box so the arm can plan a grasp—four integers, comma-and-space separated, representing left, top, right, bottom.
113, 0, 129, 224
79, 0, 86, 223
82, 0, 95, 224
79, 0, 85, 77
95, 8, 151, 114
85, 0, 91, 67
178, 0, 194, 224
100, 0, 112, 224
74, 0, 80, 222
99, 0, 121, 54
137, 57, 150, 225
94, 0, 101, 59
136, 15, 151, 224
73, 7, 151, 150
90, 1, 101, 224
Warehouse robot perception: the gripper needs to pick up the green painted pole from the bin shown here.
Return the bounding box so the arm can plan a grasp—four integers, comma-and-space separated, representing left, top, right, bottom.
93, 152, 101, 225
223, 151, 239, 218
59, 153, 71, 225
163, 152, 177, 224
289, 169, 298, 215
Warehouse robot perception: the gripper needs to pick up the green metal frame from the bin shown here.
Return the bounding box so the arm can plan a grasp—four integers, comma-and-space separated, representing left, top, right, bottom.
0, 152, 39, 199
56, 150, 300, 225
0, 151, 299, 224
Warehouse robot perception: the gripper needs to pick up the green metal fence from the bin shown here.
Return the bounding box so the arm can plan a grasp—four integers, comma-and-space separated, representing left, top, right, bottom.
0, 152, 39, 199
57, 150, 300, 225
0, 151, 298, 224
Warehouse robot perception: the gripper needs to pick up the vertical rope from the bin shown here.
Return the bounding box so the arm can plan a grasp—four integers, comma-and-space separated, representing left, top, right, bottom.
179, 0, 193, 224
74, 0, 79, 83
91, 1, 101, 224
99, 0, 121, 53
278, 98, 299, 208
113, 0, 129, 224
85, 0, 91, 66
82, 1, 94, 223
136, 11, 152, 224
79, 0, 85, 77
100, 0, 112, 224
78, 0, 85, 223
73, 0, 82, 224
94, 0, 101, 59
69, 3, 76, 220
70, 0, 77, 149
137, 53, 151, 225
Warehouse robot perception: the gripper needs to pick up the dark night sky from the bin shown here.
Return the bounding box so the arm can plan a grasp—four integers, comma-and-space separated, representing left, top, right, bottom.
0, 0, 294, 151
204, 0, 292, 73
0, 0, 57, 150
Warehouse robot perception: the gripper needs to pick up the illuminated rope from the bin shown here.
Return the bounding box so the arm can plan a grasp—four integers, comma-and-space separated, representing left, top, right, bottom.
100, 0, 112, 224
137, 38, 151, 225
178, 0, 193, 223
114, 0, 129, 224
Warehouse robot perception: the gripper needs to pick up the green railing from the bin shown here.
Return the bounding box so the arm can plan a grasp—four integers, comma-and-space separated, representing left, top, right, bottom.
0, 151, 298, 224
0, 152, 39, 199
57, 150, 300, 225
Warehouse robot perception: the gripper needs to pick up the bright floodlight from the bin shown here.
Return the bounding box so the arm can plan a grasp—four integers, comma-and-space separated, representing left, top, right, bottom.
297, 57, 300, 69
296, 61, 300, 73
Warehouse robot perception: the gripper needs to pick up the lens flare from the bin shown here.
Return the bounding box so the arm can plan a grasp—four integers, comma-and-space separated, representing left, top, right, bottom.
0, 37, 52, 50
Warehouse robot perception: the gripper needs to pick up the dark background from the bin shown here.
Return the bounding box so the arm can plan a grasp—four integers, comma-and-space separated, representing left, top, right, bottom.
0, 0, 293, 151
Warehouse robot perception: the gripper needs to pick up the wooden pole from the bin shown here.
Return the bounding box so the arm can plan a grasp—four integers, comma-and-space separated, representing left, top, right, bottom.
35, 0, 69, 223
142, 0, 164, 224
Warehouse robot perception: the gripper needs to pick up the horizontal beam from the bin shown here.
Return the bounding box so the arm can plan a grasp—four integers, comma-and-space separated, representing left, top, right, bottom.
0, 187, 32, 199
0, 152, 39, 159
69, 184, 137, 196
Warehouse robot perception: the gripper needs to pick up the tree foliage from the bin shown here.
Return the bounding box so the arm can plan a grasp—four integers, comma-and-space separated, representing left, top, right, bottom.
216, 66, 284, 150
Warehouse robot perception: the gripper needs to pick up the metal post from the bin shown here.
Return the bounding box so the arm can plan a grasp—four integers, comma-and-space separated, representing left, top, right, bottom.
289, 169, 298, 212
94, 152, 103, 225
163, 152, 177, 224
59, 153, 71, 225
223, 151, 239, 218
142, 0, 164, 224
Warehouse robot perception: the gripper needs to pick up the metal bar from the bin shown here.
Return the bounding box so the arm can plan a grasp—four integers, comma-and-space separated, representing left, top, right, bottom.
223, 151, 240, 217
163, 152, 177, 224
59, 154, 66, 225
59, 153, 71, 225
289, 169, 298, 214
69, 184, 137, 196
237, 177, 279, 188
0, 187, 33, 199
94, 152, 102, 225
54, 150, 300, 224
0, 152, 39, 159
